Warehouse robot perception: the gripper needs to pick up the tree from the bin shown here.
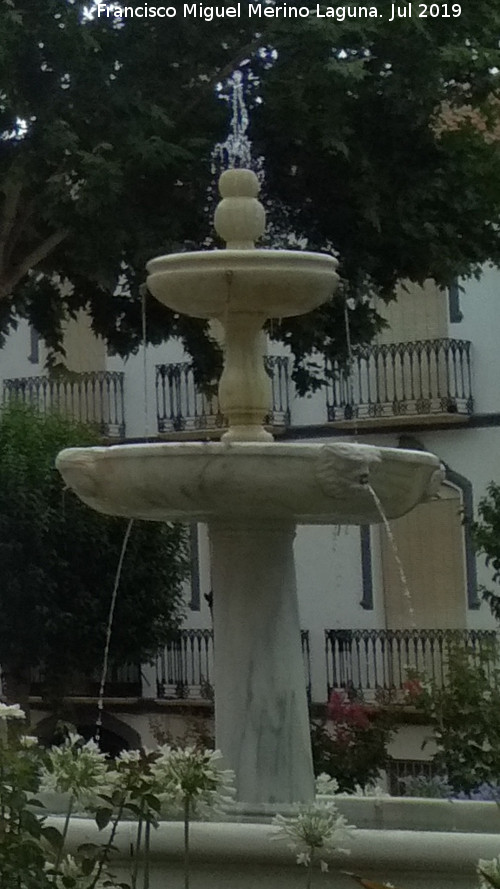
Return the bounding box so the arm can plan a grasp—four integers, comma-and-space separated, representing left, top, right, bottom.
0, 403, 188, 713
472, 481, 500, 622
2, 2, 500, 389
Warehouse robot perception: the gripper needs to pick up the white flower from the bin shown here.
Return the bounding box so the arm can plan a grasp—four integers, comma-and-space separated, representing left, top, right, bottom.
478, 855, 500, 888
40, 734, 108, 807
105, 748, 159, 810
19, 735, 39, 748
0, 702, 25, 720
116, 748, 142, 764
151, 746, 235, 819
44, 853, 111, 889
272, 798, 355, 867
315, 773, 339, 798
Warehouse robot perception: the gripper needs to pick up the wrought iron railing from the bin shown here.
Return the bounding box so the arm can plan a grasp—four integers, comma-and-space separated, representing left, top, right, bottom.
325, 628, 498, 700
155, 356, 291, 434
156, 628, 311, 701
385, 758, 440, 796
29, 663, 141, 697
3, 372, 125, 438
326, 338, 473, 423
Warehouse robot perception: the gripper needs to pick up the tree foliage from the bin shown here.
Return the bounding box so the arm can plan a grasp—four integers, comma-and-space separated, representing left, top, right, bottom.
0, 403, 188, 701
1, 2, 500, 388
411, 644, 500, 792
472, 481, 500, 622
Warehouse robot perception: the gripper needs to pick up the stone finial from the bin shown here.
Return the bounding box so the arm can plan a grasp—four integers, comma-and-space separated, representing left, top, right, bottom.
214, 169, 266, 249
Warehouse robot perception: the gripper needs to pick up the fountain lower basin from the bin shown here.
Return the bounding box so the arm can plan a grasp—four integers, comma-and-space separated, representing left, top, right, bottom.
57, 439, 443, 804
55, 441, 443, 525
47, 798, 500, 889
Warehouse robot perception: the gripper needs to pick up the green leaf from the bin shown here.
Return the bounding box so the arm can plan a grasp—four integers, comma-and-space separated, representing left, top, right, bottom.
77, 841, 102, 858
81, 856, 99, 876
41, 825, 64, 851
95, 807, 113, 831
144, 793, 162, 814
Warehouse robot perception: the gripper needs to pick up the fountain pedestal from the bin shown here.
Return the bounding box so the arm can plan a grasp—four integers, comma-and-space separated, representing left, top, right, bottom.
210, 521, 313, 803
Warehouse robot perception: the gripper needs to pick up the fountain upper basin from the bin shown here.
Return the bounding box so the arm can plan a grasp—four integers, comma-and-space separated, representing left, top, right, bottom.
56, 441, 443, 525
146, 250, 338, 319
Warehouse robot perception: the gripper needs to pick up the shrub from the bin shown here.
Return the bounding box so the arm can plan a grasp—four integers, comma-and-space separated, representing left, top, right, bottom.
310, 690, 394, 793
409, 643, 500, 793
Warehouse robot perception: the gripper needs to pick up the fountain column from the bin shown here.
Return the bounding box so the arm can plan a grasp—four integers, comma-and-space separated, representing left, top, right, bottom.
209, 170, 315, 802
209, 520, 314, 804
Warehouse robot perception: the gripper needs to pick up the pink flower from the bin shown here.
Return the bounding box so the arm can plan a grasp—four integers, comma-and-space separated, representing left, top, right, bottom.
403, 678, 423, 702
326, 690, 373, 730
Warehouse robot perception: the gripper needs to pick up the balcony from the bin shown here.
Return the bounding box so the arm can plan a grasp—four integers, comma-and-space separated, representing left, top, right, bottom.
3, 372, 125, 439
325, 628, 497, 702
155, 628, 311, 702
326, 338, 473, 428
155, 356, 291, 438
16, 627, 497, 705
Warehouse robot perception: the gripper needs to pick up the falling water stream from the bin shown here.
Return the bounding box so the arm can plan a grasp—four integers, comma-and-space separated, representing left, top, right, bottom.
141, 287, 151, 441
342, 301, 416, 626
366, 483, 416, 629
95, 518, 134, 742
330, 299, 358, 551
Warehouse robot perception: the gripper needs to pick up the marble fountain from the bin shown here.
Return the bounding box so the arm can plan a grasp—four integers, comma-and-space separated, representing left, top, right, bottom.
56, 166, 444, 808
54, 168, 500, 888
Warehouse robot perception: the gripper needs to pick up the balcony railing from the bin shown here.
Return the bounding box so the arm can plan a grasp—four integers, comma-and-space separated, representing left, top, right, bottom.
156, 628, 311, 701
326, 338, 473, 424
3, 372, 125, 439
29, 663, 141, 697
325, 628, 497, 700
155, 356, 291, 435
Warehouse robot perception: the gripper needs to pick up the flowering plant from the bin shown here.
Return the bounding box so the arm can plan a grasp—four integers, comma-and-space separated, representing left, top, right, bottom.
273, 776, 354, 889
0, 702, 235, 889
0, 702, 52, 888
407, 644, 500, 792
41, 732, 109, 807
273, 803, 353, 871
311, 689, 394, 792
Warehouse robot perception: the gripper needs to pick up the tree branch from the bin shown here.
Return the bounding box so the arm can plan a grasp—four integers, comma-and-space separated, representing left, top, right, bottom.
0, 172, 24, 277
3, 197, 36, 269
0, 227, 70, 300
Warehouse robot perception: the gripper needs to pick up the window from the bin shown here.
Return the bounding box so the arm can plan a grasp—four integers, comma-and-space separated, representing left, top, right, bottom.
448, 280, 463, 323
28, 327, 40, 364
188, 524, 201, 610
